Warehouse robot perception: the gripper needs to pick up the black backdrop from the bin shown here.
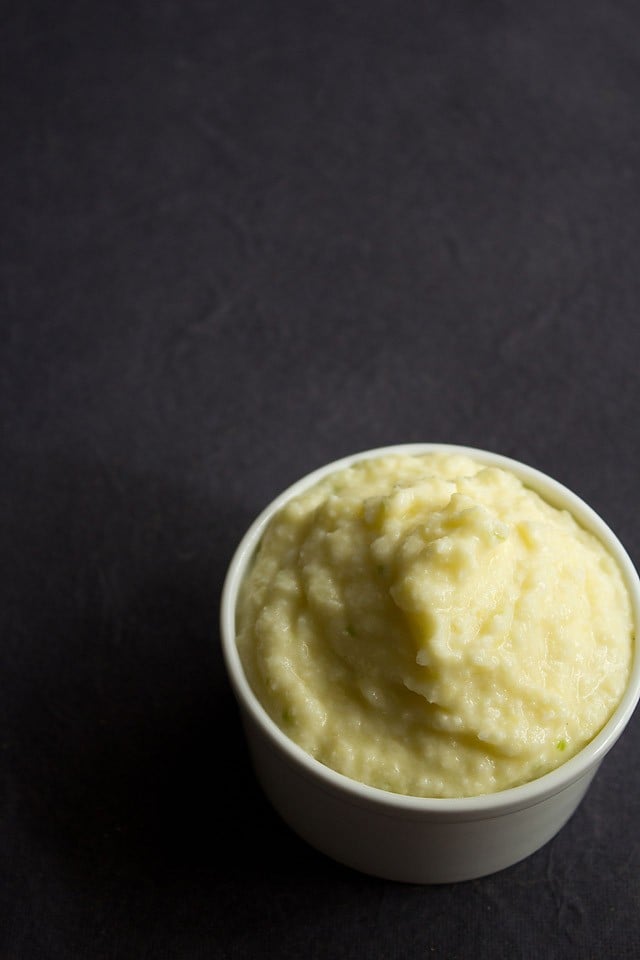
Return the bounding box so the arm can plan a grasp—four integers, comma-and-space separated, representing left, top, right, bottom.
3, 2, 640, 958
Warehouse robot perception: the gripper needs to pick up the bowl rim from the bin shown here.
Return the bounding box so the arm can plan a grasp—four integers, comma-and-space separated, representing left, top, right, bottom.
220, 443, 640, 817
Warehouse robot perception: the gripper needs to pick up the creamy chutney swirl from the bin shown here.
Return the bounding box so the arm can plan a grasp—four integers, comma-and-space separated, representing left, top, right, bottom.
236, 453, 633, 798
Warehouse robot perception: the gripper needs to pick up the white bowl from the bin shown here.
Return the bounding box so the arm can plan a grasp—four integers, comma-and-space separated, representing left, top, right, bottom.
220, 444, 640, 883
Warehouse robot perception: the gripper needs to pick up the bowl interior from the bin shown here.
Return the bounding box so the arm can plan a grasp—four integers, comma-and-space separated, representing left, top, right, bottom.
220, 443, 640, 817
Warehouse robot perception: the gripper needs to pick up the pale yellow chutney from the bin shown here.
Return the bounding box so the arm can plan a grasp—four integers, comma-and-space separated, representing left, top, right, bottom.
236, 453, 633, 798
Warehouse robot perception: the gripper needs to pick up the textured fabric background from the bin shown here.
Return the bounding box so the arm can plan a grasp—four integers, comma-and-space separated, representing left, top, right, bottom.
2, 1, 640, 957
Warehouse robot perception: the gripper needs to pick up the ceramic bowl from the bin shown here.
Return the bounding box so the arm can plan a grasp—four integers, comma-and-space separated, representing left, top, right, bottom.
220, 444, 640, 883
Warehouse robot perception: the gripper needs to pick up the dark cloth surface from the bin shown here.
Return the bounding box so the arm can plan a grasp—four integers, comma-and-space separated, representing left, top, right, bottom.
3, 1, 640, 957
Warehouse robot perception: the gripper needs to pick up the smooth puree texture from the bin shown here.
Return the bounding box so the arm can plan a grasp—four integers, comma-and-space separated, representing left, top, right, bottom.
236, 453, 633, 798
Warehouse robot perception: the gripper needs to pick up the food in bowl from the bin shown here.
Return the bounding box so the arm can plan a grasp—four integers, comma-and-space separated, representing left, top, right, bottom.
235, 451, 633, 799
